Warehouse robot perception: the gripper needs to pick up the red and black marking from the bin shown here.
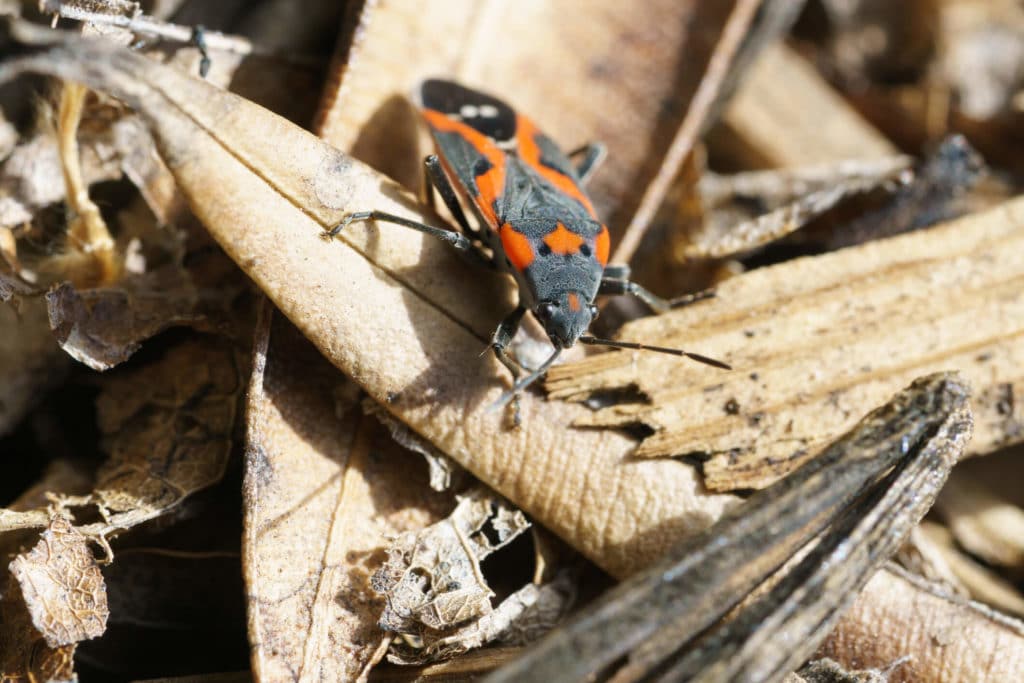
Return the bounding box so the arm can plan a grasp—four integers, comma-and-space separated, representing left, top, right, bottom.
328, 79, 728, 425
417, 79, 610, 316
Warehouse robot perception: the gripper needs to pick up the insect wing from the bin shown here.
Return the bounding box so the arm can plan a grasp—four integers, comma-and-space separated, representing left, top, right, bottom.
418, 80, 512, 228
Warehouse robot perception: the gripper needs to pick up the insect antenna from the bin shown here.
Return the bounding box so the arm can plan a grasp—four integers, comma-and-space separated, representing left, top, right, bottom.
578, 335, 731, 370
490, 348, 564, 412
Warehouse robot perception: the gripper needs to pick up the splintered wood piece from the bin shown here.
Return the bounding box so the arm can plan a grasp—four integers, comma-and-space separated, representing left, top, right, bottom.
487, 374, 971, 683
548, 195, 1024, 491
316, 0, 750, 239
712, 43, 897, 168
1, 26, 737, 579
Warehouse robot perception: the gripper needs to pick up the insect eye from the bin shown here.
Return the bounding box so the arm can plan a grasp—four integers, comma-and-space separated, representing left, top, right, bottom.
537, 302, 557, 320
589, 305, 600, 320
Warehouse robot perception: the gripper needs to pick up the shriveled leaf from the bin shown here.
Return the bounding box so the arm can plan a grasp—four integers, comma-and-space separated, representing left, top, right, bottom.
46, 260, 202, 370
549, 196, 1024, 491
88, 336, 240, 529
373, 488, 531, 664
0, 585, 76, 683
8, 515, 109, 647
795, 657, 906, 683
386, 575, 575, 666
243, 311, 451, 682
0, 22, 737, 580
818, 566, 1024, 682
690, 155, 912, 258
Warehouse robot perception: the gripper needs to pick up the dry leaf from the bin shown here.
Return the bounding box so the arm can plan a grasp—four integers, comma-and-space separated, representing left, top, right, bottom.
0, 477, 84, 681
0, 22, 737, 580
243, 310, 451, 682
818, 566, 1024, 682
549, 196, 1024, 491
689, 155, 912, 258
0, 584, 76, 683
8, 515, 109, 647
86, 336, 240, 532
373, 488, 532, 665
46, 262, 202, 370
794, 657, 904, 683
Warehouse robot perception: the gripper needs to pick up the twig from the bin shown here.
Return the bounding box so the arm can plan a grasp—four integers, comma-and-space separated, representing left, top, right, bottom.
612, 0, 764, 264
40, 0, 254, 58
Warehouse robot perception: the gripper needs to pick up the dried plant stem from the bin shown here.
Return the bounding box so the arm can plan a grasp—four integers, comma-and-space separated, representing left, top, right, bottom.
57, 81, 118, 286
40, 0, 254, 58
613, 0, 763, 264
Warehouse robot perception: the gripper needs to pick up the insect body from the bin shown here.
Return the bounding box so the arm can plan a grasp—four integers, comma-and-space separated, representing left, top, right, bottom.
330, 80, 728, 420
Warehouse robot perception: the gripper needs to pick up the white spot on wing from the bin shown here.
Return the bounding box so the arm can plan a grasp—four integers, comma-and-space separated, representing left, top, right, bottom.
460, 104, 480, 118
479, 104, 500, 118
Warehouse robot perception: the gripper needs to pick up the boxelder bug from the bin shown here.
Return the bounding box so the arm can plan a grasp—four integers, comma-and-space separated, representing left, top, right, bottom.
329, 80, 729, 423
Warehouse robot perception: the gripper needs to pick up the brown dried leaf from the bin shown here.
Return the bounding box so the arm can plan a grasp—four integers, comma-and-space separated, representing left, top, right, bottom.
818, 566, 1024, 682
386, 575, 574, 666
690, 155, 912, 258
373, 488, 531, 664
46, 261, 202, 371
549, 197, 1024, 491
243, 311, 451, 682
88, 336, 240, 529
795, 657, 904, 683
8, 515, 109, 647
0, 585, 76, 683
0, 22, 737, 579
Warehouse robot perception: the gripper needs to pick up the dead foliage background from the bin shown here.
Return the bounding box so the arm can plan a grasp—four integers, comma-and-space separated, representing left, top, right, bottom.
0, 1, 1023, 682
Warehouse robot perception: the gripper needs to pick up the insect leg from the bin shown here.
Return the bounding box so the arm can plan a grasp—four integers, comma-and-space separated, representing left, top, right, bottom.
423, 155, 477, 237
419, 155, 497, 270
190, 25, 211, 78
327, 210, 472, 250
492, 306, 527, 426
568, 142, 607, 185
600, 268, 715, 314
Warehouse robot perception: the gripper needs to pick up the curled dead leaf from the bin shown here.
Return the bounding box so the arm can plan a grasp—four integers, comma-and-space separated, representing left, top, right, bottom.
373, 488, 532, 665
87, 336, 240, 530
8, 515, 109, 648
